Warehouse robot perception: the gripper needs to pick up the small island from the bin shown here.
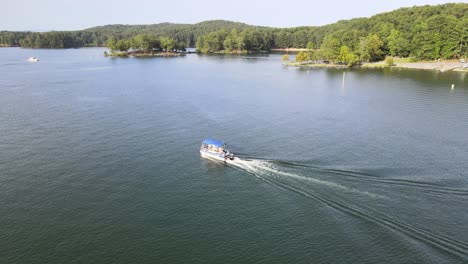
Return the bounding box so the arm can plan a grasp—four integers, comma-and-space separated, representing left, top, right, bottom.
281, 33, 468, 72
104, 35, 186, 57
283, 46, 468, 72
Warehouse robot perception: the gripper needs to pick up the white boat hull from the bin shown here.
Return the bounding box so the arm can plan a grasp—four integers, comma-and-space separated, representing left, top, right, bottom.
200, 150, 227, 162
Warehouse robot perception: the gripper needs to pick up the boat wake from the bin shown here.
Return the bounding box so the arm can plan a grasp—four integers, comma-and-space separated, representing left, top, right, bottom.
226, 157, 468, 260
228, 158, 388, 199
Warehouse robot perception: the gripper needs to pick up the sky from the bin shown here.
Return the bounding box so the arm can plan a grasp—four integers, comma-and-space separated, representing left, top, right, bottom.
2, 0, 465, 31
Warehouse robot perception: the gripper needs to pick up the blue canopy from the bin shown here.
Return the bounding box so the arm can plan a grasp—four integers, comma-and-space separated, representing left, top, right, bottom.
202, 139, 225, 147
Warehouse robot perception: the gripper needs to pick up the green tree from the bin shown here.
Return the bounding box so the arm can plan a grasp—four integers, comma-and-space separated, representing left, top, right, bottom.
321, 34, 341, 61
311, 49, 324, 61
132, 34, 151, 52
236, 34, 246, 51
338, 46, 358, 66
339, 29, 361, 51
292, 30, 309, 48
106, 37, 117, 51
456, 18, 468, 58
357, 35, 384, 61
357, 37, 369, 61
385, 56, 395, 66
428, 15, 458, 59
295, 51, 309, 62
387, 29, 409, 57
275, 30, 292, 49
115, 39, 131, 52
196, 36, 207, 53
366, 34, 384, 61
160, 37, 176, 52
196, 30, 227, 53
243, 29, 268, 51
411, 23, 434, 59
338, 46, 350, 63
224, 29, 240, 52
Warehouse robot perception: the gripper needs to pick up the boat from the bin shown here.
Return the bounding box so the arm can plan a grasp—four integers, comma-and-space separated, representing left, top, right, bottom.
28, 57, 39, 62
200, 139, 234, 162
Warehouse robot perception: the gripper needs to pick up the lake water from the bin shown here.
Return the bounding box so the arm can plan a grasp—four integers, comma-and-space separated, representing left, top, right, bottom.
1, 48, 468, 263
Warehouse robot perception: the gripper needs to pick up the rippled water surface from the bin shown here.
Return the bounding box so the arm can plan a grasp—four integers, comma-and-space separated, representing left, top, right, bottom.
1, 48, 468, 263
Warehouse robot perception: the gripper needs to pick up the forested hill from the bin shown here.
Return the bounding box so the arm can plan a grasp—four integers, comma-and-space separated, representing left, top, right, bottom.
0, 20, 254, 49
84, 20, 255, 45
0, 3, 467, 60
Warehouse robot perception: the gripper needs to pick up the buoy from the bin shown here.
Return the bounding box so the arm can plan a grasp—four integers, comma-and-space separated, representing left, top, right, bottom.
342, 72, 346, 88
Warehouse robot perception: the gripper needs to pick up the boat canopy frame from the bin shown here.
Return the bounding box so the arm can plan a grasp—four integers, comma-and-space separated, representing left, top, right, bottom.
202, 139, 226, 148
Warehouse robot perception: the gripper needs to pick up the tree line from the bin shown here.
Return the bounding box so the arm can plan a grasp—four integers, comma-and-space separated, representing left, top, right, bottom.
1, 3, 467, 60
106, 34, 184, 53
196, 28, 273, 53
0, 20, 252, 49
294, 34, 388, 66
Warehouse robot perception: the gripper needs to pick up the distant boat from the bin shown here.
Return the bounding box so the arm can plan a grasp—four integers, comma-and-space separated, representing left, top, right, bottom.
28, 57, 39, 62
200, 139, 234, 162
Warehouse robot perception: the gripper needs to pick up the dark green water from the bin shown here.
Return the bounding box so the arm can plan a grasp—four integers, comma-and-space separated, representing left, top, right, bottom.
1, 48, 467, 263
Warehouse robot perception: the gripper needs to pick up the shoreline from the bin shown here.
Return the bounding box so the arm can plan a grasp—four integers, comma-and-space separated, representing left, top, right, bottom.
271, 48, 308, 52
3, 44, 466, 72
285, 61, 468, 72
363, 61, 467, 72
105, 51, 186, 57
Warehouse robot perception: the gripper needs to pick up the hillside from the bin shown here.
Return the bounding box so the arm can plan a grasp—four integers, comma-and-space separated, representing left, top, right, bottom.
83, 20, 255, 46
0, 3, 466, 60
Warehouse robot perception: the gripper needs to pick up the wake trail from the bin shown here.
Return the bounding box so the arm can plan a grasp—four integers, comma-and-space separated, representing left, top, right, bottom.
229, 158, 388, 200
322, 167, 468, 197
247, 159, 468, 197
226, 157, 468, 259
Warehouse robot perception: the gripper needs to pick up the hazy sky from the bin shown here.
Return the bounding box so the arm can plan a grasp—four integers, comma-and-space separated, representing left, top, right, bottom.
2, 0, 464, 31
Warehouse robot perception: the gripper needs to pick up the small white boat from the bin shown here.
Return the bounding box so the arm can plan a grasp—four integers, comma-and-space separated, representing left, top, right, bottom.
200, 139, 234, 162
28, 57, 39, 62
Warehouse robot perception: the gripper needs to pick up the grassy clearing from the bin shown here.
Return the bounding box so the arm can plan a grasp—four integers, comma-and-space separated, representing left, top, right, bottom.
283, 62, 347, 68
393, 57, 416, 63
361, 62, 387, 68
